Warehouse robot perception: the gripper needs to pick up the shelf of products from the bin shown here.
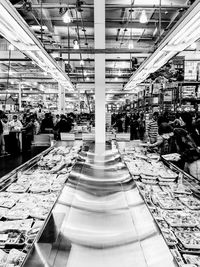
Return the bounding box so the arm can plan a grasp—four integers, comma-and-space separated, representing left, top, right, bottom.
0, 142, 82, 267
118, 141, 200, 266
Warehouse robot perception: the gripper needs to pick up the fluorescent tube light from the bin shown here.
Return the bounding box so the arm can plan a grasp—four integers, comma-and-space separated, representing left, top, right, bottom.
140, 10, 148, 24
125, 0, 200, 90
128, 40, 134, 49
0, 0, 74, 91
191, 42, 197, 49
73, 40, 79, 50
62, 9, 71, 24
80, 59, 84, 66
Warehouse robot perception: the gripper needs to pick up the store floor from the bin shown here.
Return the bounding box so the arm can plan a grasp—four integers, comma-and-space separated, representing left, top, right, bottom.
0, 146, 48, 178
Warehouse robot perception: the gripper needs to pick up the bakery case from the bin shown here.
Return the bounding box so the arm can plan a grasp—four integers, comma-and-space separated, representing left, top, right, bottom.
0, 139, 199, 266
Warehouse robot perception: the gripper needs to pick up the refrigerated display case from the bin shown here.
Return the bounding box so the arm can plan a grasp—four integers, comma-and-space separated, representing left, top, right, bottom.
1, 139, 199, 266
119, 141, 200, 266
0, 141, 82, 266
21, 141, 178, 267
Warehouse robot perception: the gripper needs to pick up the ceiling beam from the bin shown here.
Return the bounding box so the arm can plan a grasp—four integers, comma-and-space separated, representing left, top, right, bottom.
14, 4, 189, 9
53, 34, 153, 41
52, 21, 169, 29
0, 56, 149, 62
0, 78, 57, 83
47, 48, 154, 54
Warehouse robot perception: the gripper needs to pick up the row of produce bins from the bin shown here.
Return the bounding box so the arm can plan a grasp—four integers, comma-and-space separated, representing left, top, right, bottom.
118, 141, 200, 267
0, 141, 82, 267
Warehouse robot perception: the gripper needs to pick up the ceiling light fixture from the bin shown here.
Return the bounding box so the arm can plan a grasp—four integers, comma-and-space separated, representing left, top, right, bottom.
125, 1, 200, 90
191, 42, 197, 49
115, 77, 118, 81
153, 26, 158, 37
62, 9, 71, 24
118, 70, 122, 76
9, 70, 13, 76
80, 59, 84, 66
0, 0, 74, 91
8, 44, 14, 51
73, 40, 79, 50
140, 10, 148, 24
86, 76, 90, 81
128, 40, 134, 49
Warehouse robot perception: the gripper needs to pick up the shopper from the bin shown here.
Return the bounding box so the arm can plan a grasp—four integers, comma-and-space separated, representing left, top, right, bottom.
148, 123, 176, 155
0, 116, 4, 156
54, 114, 72, 140
9, 115, 23, 131
54, 114, 60, 126
22, 116, 35, 151
170, 113, 185, 128
111, 112, 118, 126
147, 112, 159, 144
33, 115, 40, 135
1, 115, 9, 155
194, 117, 200, 146
138, 113, 145, 140
112, 116, 124, 133
130, 114, 139, 140
8, 115, 23, 154
40, 113, 54, 133
124, 112, 131, 133
173, 128, 200, 180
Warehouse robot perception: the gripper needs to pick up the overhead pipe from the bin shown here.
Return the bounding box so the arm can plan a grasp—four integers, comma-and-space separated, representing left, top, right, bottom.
15, 4, 190, 9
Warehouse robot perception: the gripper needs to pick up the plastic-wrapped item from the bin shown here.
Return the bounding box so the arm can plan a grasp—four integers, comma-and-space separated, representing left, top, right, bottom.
176, 231, 200, 249
6, 183, 29, 193
179, 196, 200, 210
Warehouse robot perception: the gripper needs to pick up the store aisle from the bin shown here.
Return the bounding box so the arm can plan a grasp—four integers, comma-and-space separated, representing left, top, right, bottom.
0, 147, 48, 178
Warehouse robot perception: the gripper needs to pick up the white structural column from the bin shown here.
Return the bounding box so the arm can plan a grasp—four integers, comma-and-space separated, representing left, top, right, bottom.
18, 82, 22, 111
58, 83, 65, 114
94, 0, 106, 144
58, 60, 66, 114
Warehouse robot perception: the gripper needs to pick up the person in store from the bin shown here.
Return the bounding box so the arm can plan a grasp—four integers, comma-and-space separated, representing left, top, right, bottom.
193, 117, 200, 146
8, 115, 23, 131
147, 111, 159, 144
67, 113, 74, 129
112, 116, 124, 133
53, 114, 60, 126
40, 113, 54, 133
111, 112, 117, 126
173, 128, 200, 180
54, 114, 72, 140
169, 113, 185, 128
0, 115, 4, 156
22, 115, 35, 152
33, 114, 40, 135
124, 112, 131, 132
8, 115, 23, 154
130, 114, 139, 140
1, 115, 9, 155
181, 112, 199, 146
138, 113, 145, 140
148, 123, 176, 155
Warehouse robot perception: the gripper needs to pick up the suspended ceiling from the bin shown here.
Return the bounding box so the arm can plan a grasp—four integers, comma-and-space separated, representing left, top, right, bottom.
0, 0, 196, 104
